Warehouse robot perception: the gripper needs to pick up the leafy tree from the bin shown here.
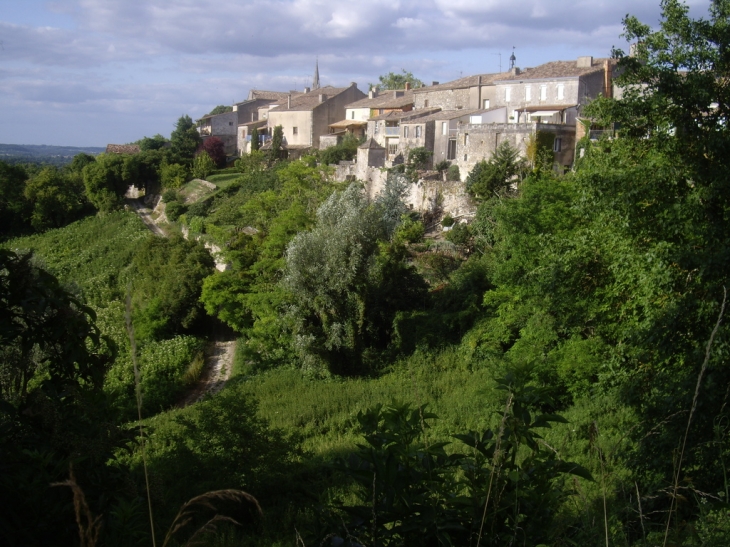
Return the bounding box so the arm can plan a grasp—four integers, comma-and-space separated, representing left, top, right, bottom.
82, 154, 128, 212
250, 125, 260, 152
373, 69, 424, 90
24, 167, 87, 231
169, 114, 201, 164
132, 235, 214, 340
192, 150, 216, 179
135, 133, 169, 151
160, 162, 189, 188
283, 184, 427, 374
465, 142, 525, 201
270, 125, 284, 161
199, 136, 226, 168
68, 152, 96, 173
0, 160, 30, 234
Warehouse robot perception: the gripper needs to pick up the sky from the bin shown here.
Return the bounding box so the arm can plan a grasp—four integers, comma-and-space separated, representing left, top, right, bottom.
0, 0, 712, 147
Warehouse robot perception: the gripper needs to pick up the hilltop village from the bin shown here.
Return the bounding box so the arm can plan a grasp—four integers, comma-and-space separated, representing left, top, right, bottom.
197, 56, 615, 214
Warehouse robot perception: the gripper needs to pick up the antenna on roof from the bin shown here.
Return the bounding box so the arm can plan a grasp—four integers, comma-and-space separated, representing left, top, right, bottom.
509, 46, 516, 70
494, 53, 502, 73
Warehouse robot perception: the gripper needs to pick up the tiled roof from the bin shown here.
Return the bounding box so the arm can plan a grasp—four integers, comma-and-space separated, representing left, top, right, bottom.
401, 108, 486, 124
359, 138, 385, 149
370, 107, 441, 122
346, 90, 414, 110
497, 59, 615, 82
413, 72, 513, 93
105, 144, 140, 155
239, 119, 267, 127
269, 86, 352, 112
518, 104, 577, 112
248, 90, 299, 101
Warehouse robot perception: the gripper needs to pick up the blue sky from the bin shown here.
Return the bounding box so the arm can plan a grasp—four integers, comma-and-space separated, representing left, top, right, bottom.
0, 0, 711, 147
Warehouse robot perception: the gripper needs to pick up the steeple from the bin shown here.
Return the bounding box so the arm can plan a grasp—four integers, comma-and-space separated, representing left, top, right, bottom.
312, 58, 320, 90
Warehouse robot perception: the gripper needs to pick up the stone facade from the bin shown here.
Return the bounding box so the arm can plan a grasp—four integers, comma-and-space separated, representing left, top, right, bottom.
454, 122, 576, 178
413, 87, 471, 110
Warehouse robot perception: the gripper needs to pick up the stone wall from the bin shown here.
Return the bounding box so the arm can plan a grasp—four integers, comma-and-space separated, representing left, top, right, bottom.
413, 87, 471, 110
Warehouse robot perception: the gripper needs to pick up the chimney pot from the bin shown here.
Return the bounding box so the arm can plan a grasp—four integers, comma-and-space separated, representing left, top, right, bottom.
287, 94, 291, 108
577, 56, 594, 68
319, 93, 327, 103
405, 81, 411, 91
431, 81, 439, 86
304, 86, 311, 93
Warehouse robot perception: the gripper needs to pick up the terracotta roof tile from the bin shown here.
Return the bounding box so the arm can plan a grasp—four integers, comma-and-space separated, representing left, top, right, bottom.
105, 144, 140, 155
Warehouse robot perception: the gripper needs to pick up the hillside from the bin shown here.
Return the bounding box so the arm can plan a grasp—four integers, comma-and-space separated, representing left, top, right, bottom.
0, 142, 105, 165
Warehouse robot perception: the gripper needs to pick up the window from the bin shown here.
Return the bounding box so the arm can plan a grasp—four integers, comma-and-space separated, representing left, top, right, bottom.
293, 127, 298, 135
447, 139, 456, 160
374, 122, 379, 135
388, 142, 398, 156
557, 84, 564, 100
415, 125, 422, 138
464, 133, 469, 146
442, 121, 448, 135
351, 111, 355, 119
553, 137, 562, 152
505, 87, 511, 102
463, 154, 468, 161
404, 126, 409, 138
525, 86, 531, 101
424, 99, 429, 107
512, 110, 518, 123
483, 99, 490, 109
229, 121, 233, 126
540, 85, 547, 101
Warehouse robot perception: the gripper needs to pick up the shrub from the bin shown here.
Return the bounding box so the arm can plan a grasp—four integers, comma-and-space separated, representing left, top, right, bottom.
447, 164, 460, 181
186, 199, 211, 218
198, 136, 227, 168
162, 189, 179, 203
435, 160, 451, 173
165, 200, 185, 221
160, 162, 189, 188
192, 150, 216, 179
445, 222, 471, 248
441, 214, 454, 227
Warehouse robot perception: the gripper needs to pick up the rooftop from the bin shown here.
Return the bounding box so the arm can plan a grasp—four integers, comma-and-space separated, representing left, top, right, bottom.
269, 85, 355, 112
105, 144, 140, 155
401, 108, 488, 124
497, 58, 615, 82
346, 89, 414, 110
370, 107, 441, 122
413, 72, 513, 93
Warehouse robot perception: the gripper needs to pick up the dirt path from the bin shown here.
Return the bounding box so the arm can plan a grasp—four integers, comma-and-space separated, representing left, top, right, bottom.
127, 196, 234, 406
127, 198, 166, 237
178, 340, 236, 407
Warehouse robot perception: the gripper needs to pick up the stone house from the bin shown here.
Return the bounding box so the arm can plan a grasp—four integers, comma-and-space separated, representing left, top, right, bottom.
412, 72, 513, 111
197, 111, 238, 155
366, 108, 441, 160
266, 84, 366, 151
492, 57, 615, 124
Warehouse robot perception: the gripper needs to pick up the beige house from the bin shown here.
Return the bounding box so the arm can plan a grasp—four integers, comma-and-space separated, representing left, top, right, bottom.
412, 72, 513, 111
266, 84, 366, 151
366, 108, 440, 159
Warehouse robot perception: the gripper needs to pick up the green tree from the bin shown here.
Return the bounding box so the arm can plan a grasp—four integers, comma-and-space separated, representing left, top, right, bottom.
169, 114, 201, 164
283, 184, 427, 374
24, 167, 87, 231
373, 69, 424, 90
132, 235, 214, 340
82, 154, 127, 212
192, 150, 216, 179
135, 133, 169, 151
250, 125, 260, 152
160, 162, 189, 188
465, 142, 525, 201
270, 125, 283, 161
0, 161, 30, 234
68, 152, 96, 173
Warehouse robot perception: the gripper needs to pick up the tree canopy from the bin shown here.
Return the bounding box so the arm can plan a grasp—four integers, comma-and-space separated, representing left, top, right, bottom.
373, 70, 424, 90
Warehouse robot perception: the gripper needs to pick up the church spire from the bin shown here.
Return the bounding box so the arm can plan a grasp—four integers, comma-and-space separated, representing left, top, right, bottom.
312, 58, 320, 90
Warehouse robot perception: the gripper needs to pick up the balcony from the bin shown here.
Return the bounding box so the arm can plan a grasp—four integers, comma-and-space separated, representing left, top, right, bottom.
384, 127, 400, 136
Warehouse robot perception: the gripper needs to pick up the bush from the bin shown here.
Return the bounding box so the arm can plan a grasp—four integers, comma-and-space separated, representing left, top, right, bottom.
160, 162, 189, 188
394, 215, 425, 244
165, 200, 185, 221
186, 199, 211, 218
435, 160, 451, 173
447, 164, 460, 181
445, 222, 471, 248
441, 214, 454, 227
192, 150, 216, 179
162, 189, 179, 203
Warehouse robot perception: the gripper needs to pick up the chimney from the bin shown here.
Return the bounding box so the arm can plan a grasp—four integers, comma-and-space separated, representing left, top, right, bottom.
350, 81, 357, 87
431, 81, 439, 86
369, 89, 377, 99
405, 81, 411, 91
287, 94, 291, 108
577, 56, 593, 68
304, 86, 311, 93
319, 94, 327, 103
